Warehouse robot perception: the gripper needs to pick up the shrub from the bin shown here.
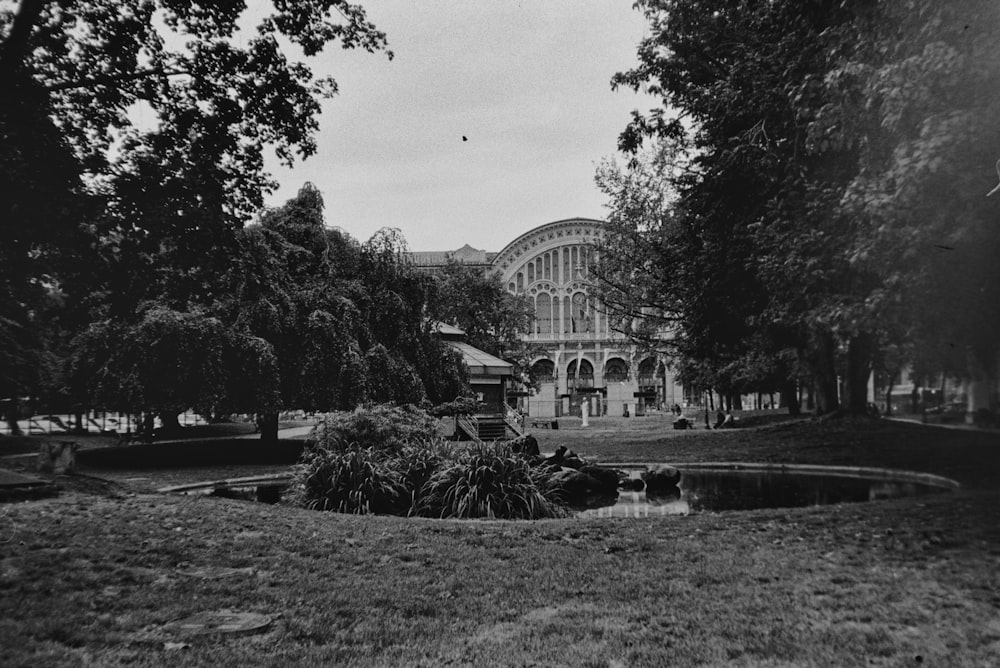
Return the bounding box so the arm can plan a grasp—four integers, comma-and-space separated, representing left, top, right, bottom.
391, 439, 459, 515
291, 405, 567, 519
289, 446, 407, 515
416, 441, 565, 520
309, 404, 439, 455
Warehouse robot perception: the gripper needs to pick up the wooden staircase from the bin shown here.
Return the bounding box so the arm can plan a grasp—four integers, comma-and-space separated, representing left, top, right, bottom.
455, 413, 524, 442
476, 416, 507, 441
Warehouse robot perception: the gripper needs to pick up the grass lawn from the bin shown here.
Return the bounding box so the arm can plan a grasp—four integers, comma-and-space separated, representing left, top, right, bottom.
1, 416, 999, 666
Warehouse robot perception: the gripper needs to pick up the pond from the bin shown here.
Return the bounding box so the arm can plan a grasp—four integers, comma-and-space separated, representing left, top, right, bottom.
578, 463, 959, 518
161, 462, 958, 519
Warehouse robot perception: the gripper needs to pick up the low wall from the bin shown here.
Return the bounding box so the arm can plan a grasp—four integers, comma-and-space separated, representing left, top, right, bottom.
77, 438, 305, 469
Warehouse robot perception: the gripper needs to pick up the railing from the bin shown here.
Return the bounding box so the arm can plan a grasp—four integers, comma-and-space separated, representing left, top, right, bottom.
503, 402, 524, 437
567, 376, 595, 389
456, 414, 481, 442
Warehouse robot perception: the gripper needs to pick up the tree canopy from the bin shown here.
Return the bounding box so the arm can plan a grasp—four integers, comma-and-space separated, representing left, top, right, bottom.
0, 0, 392, 412
427, 260, 536, 384
599, 0, 1000, 415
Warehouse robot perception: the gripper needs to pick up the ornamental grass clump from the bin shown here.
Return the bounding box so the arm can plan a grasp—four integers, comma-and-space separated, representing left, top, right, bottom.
291, 446, 407, 515
417, 441, 566, 520
392, 439, 459, 515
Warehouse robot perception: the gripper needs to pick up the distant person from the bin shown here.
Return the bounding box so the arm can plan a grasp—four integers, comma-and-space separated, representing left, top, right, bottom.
713, 410, 726, 429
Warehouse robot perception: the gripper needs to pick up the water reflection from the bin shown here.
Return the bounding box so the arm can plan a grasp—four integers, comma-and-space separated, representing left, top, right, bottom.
578, 467, 952, 518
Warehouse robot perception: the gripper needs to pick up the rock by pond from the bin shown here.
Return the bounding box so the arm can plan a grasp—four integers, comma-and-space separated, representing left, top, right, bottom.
508, 434, 540, 457
642, 465, 681, 492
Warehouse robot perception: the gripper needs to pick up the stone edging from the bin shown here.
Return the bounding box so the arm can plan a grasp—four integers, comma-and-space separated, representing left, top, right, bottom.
602, 461, 961, 490
158, 473, 293, 495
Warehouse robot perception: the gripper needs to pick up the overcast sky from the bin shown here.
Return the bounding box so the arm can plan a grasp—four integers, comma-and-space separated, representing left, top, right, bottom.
262, 1, 654, 252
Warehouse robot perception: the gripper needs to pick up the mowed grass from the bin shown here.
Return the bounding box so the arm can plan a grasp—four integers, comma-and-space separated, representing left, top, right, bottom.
1, 416, 999, 666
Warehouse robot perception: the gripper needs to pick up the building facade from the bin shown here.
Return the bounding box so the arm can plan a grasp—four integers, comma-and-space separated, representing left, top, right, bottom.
412, 217, 684, 418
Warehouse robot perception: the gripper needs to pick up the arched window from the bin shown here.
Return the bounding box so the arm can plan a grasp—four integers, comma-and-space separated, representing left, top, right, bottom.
604, 358, 629, 382
571, 292, 590, 333
527, 262, 534, 282
544, 253, 551, 279
516, 272, 524, 292
531, 359, 555, 381
563, 295, 571, 333
535, 293, 552, 335
508, 281, 516, 293
567, 358, 594, 389
638, 357, 657, 387
562, 248, 570, 283
566, 358, 594, 378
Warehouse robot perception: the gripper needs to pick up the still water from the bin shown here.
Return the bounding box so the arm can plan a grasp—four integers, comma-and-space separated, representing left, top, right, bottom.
579, 465, 957, 518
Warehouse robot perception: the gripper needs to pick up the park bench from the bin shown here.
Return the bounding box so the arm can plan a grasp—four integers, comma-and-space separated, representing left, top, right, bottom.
530, 419, 558, 430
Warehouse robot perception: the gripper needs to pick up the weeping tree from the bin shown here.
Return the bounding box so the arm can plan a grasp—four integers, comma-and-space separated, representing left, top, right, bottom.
223, 184, 469, 440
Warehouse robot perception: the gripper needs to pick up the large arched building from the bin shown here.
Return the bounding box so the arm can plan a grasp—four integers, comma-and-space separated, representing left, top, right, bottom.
410, 217, 684, 418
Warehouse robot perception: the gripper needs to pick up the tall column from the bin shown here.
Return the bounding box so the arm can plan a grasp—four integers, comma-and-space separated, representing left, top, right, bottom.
557, 292, 564, 340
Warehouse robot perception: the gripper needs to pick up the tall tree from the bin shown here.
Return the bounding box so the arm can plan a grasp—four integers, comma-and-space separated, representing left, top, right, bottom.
611, 0, 858, 413
1, 0, 391, 417
814, 0, 1000, 415
611, 0, 1000, 416
222, 185, 469, 439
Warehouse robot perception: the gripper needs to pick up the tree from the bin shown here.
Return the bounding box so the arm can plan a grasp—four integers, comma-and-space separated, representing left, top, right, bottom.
594, 139, 801, 413
222, 185, 470, 439
427, 260, 536, 387
813, 0, 1000, 415
611, 0, 1000, 416
1, 0, 391, 419
609, 1, 856, 413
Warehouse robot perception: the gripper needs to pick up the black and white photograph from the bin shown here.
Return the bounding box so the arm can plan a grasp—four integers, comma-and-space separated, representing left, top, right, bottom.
2, 1, 999, 665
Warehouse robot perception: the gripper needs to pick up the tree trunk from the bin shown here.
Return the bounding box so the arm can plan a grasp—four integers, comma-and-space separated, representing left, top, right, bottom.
260, 411, 279, 442
780, 379, 801, 415
159, 411, 181, 433
965, 349, 995, 424
883, 372, 896, 417
4, 397, 22, 435
843, 332, 874, 415
811, 331, 840, 415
